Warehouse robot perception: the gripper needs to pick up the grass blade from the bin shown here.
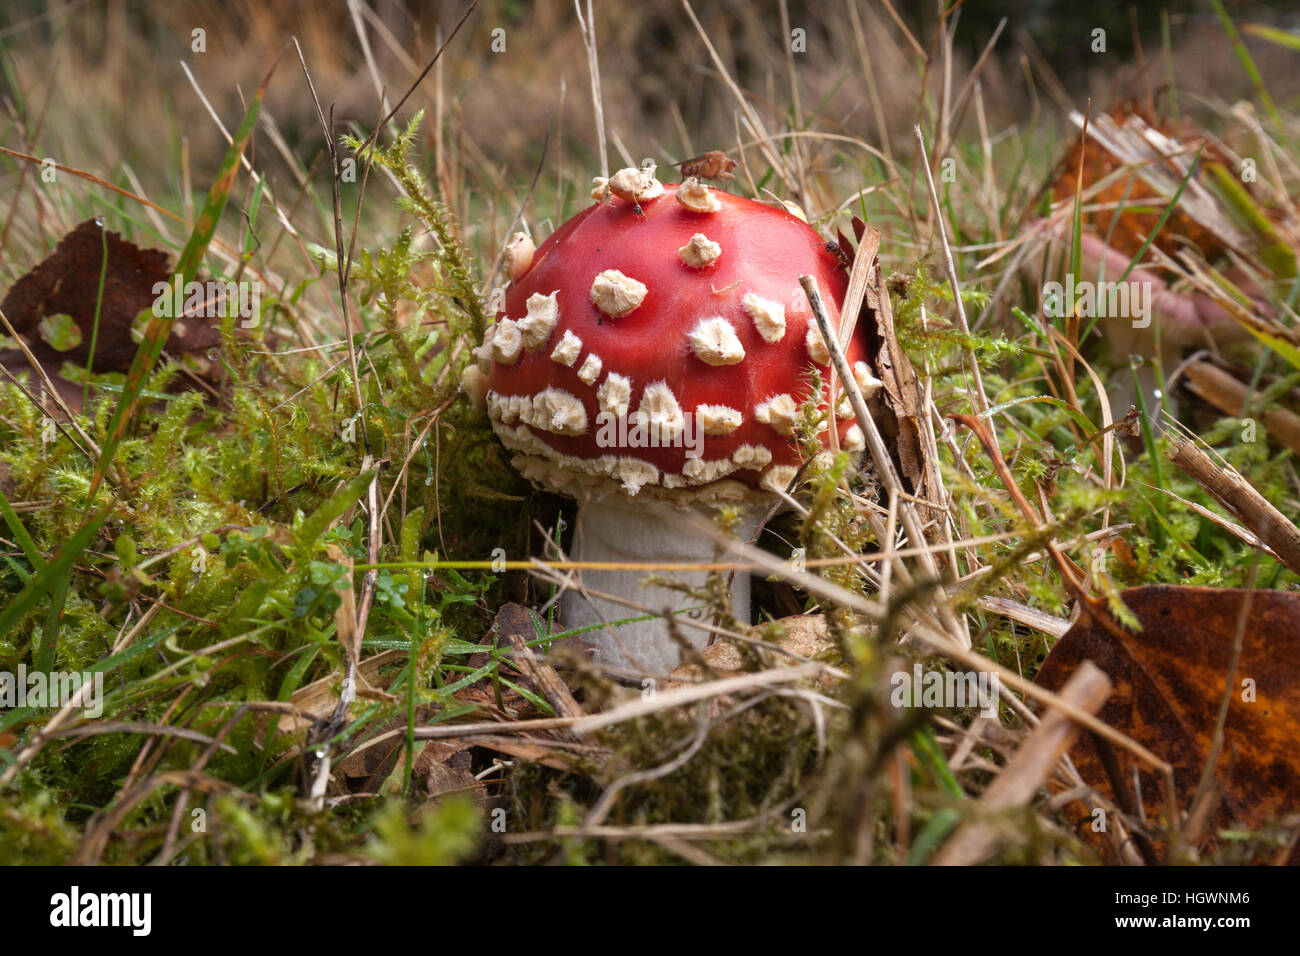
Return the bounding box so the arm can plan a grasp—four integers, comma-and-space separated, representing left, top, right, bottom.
1116, 148, 1202, 286
1211, 0, 1281, 128
85, 68, 272, 505
1241, 22, 1300, 54
0, 511, 109, 657
0, 485, 42, 568
83, 223, 110, 407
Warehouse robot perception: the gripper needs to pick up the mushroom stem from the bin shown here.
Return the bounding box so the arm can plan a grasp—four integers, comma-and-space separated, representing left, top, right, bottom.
562, 494, 759, 677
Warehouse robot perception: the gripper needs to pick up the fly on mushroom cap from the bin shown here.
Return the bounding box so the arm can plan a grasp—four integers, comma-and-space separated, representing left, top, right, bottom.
480, 165, 869, 499
474, 162, 873, 674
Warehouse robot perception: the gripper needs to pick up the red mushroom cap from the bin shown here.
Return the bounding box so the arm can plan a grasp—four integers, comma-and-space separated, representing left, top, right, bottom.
476, 174, 873, 499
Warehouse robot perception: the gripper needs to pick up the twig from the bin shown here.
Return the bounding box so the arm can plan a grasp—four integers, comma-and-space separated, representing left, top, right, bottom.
500, 816, 792, 844
412, 716, 580, 740
1164, 424, 1300, 575
294, 41, 368, 451
494, 603, 586, 722
690, 511, 1172, 775
933, 661, 1112, 865
44, 722, 237, 754
977, 597, 1071, 639
801, 275, 969, 646
353, 455, 383, 653
375, 0, 480, 132
1181, 359, 1300, 457
73, 770, 242, 865
583, 704, 713, 828
568, 664, 823, 737
679, 0, 792, 190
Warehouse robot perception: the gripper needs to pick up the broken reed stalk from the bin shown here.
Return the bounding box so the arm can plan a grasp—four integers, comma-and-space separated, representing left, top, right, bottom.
1181, 359, 1300, 457
1164, 427, 1300, 575
800, 274, 969, 647
932, 661, 1112, 866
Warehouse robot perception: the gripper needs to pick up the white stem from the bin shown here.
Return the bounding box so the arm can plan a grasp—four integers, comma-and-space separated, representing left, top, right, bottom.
561, 495, 760, 677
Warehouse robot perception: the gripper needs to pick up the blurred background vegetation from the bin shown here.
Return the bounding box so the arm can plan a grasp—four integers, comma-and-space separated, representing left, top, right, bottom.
4, 0, 1300, 272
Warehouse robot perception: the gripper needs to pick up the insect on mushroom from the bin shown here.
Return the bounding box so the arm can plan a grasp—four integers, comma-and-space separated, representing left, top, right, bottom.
824, 241, 851, 272
464, 163, 877, 675
674, 150, 738, 182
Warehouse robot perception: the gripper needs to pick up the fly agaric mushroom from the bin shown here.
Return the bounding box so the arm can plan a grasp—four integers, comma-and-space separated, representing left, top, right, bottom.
468, 165, 875, 674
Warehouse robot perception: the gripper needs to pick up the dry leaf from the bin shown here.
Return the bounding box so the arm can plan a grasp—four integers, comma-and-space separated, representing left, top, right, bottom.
0, 219, 223, 404
1035, 585, 1300, 862
331, 713, 488, 802
842, 219, 938, 509
1046, 106, 1232, 264
411, 739, 489, 803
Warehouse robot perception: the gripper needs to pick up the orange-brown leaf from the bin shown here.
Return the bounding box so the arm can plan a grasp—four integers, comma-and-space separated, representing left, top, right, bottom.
1035, 585, 1300, 862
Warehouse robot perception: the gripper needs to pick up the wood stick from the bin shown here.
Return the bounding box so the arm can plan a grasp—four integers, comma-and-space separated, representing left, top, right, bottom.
933, 661, 1111, 866
977, 596, 1071, 638
493, 603, 587, 723
1165, 429, 1300, 575
801, 275, 969, 646
1182, 359, 1300, 456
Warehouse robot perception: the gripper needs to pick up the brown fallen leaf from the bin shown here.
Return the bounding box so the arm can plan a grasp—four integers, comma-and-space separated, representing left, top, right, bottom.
410, 739, 489, 803
839, 218, 939, 511
1045, 105, 1232, 265
0, 219, 223, 406
1035, 586, 1300, 863
332, 713, 488, 804
490, 602, 585, 723
331, 711, 420, 796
